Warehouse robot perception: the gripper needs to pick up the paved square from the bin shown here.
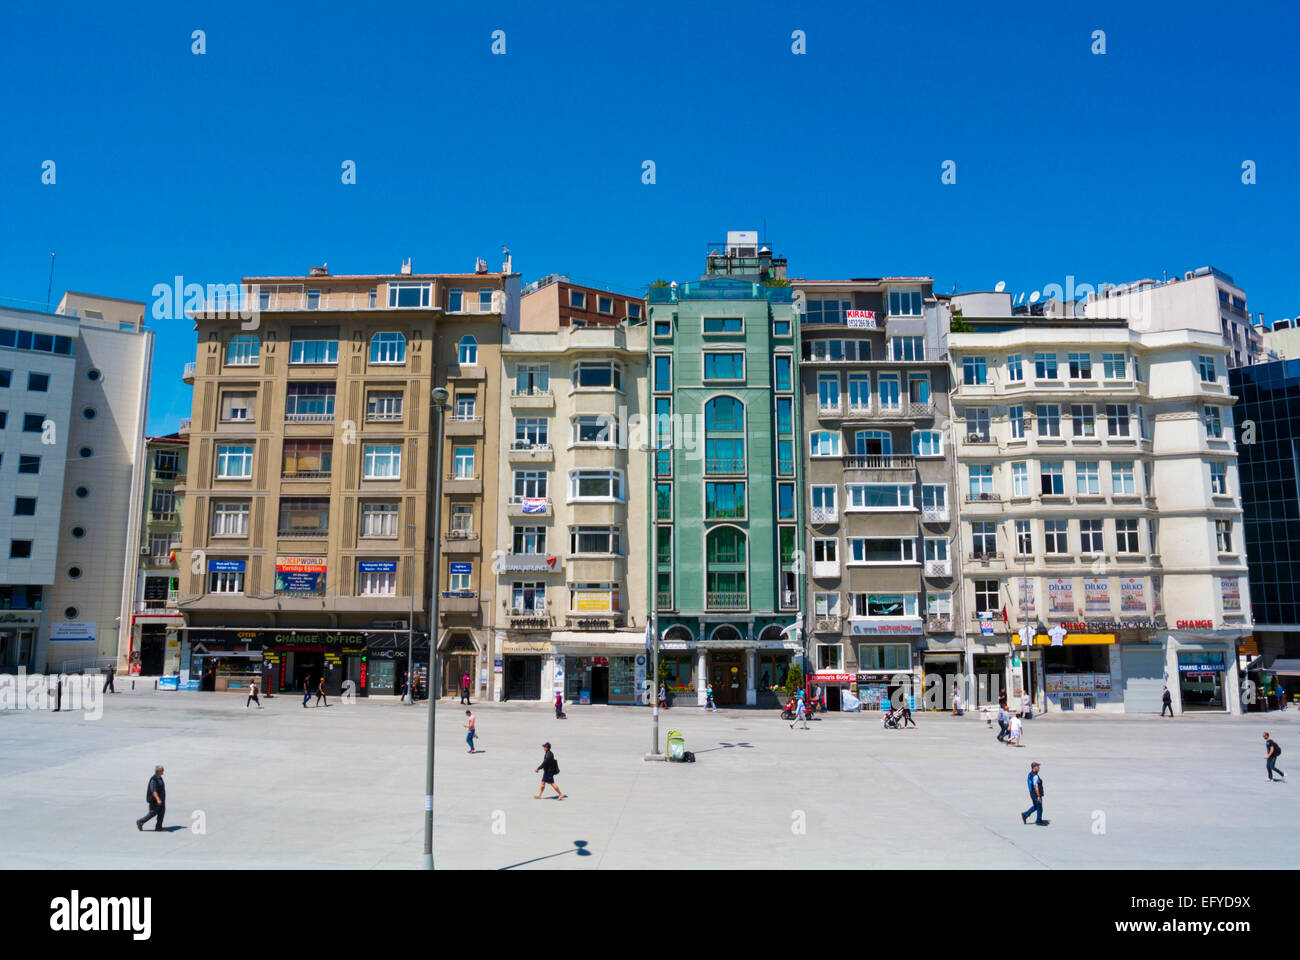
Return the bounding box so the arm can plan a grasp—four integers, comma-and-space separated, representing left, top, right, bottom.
0, 687, 1294, 869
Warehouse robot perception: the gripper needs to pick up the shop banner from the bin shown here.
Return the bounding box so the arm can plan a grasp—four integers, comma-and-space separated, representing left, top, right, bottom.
1221, 577, 1241, 613
1018, 578, 1036, 618
1047, 578, 1074, 615
275, 556, 326, 595
1120, 577, 1146, 612
1095, 674, 1112, 699
1084, 577, 1111, 614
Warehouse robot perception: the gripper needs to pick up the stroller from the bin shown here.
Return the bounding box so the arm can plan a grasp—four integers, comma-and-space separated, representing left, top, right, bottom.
881, 706, 902, 730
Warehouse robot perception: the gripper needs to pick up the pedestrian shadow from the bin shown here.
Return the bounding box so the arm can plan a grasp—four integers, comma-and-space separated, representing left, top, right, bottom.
500, 840, 591, 870
692, 741, 754, 753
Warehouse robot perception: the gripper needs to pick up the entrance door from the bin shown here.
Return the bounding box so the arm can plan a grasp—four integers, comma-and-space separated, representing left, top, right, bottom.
590, 666, 610, 704
974, 655, 1005, 706
139, 629, 166, 676
444, 654, 474, 697
825, 685, 842, 711
1121, 647, 1165, 713
504, 657, 542, 701
292, 654, 324, 694
710, 651, 745, 705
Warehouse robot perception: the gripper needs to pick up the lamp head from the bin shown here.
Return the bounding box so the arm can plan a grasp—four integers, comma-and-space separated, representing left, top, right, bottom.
432, 387, 450, 407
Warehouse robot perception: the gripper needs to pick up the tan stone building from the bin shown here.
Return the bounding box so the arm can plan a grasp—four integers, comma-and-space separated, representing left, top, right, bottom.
178, 259, 518, 698
493, 278, 648, 703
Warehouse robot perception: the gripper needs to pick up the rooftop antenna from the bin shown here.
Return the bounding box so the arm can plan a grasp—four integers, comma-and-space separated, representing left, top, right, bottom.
46, 252, 55, 310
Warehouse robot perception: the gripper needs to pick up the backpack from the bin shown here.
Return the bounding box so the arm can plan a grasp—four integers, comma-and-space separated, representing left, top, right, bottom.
684, 751, 696, 763
1272, 742, 1282, 757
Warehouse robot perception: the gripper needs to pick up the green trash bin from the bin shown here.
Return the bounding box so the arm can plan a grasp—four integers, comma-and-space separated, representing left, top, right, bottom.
666, 729, 686, 762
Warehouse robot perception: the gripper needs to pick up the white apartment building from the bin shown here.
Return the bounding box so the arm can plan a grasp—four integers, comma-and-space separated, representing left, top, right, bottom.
1262, 318, 1300, 360
0, 293, 152, 673
494, 285, 649, 705
1083, 265, 1263, 369
949, 292, 1250, 714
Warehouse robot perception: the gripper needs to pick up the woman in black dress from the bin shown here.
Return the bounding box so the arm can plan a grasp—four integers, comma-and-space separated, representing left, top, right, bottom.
534, 742, 565, 799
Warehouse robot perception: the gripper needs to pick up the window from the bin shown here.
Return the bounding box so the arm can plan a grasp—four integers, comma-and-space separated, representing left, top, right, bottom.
9, 540, 33, 559
815, 593, 840, 616
805, 298, 853, 325
1039, 461, 1064, 495
13, 497, 36, 516
809, 484, 836, 518
23, 413, 45, 432
817, 373, 841, 409
971, 521, 997, 557
1039, 518, 1068, 554
366, 390, 403, 421
1215, 519, 1233, 553
1015, 520, 1033, 556
1204, 406, 1223, 439
1006, 354, 1024, 382
457, 336, 478, 365
968, 582, 1008, 623
846, 483, 913, 509
924, 538, 948, 562
1105, 404, 1130, 438
477, 288, 493, 312
1116, 518, 1141, 553
27, 372, 49, 392
913, 430, 943, 456
511, 582, 547, 613
225, 334, 260, 366
450, 504, 473, 534
703, 316, 743, 334
966, 408, 990, 442
968, 465, 994, 498
776, 397, 793, 435
705, 482, 746, 519
569, 290, 586, 310
153, 450, 178, 477
452, 446, 475, 479
208, 564, 244, 594
360, 503, 400, 538
1036, 404, 1061, 437
878, 374, 900, 410
514, 417, 548, 448
513, 526, 547, 555
656, 483, 672, 521
282, 440, 332, 478
908, 374, 930, 404
516, 364, 550, 394
1210, 462, 1227, 495
703, 352, 744, 380
778, 439, 795, 476
809, 432, 841, 457
1071, 404, 1096, 438
447, 288, 463, 312
774, 355, 793, 391
369, 332, 407, 364
221, 390, 256, 422
653, 355, 671, 391
813, 539, 838, 564
572, 414, 617, 446
212, 501, 249, 536
18, 455, 40, 474
358, 563, 398, 597
1080, 518, 1104, 553
1033, 353, 1059, 379
1198, 355, 1218, 383
570, 526, 620, 555
849, 538, 915, 564
1102, 353, 1127, 379
574, 361, 622, 389
364, 444, 403, 479
0, 369, 9, 387
569, 469, 623, 500
1008, 405, 1025, 440
216, 445, 253, 479
962, 356, 988, 385
278, 498, 330, 536
289, 326, 339, 364
454, 393, 477, 420
1068, 353, 1092, 379
287, 383, 336, 420
388, 282, 432, 308
890, 336, 925, 361
448, 564, 473, 593
847, 373, 871, 411
1076, 461, 1100, 495
150, 489, 175, 515
627, 302, 642, 321
817, 644, 844, 671
1112, 461, 1136, 495
1012, 462, 1029, 497
854, 593, 919, 618
513, 470, 547, 499
888, 289, 923, 316
706, 526, 747, 564
654, 318, 672, 337
595, 295, 614, 315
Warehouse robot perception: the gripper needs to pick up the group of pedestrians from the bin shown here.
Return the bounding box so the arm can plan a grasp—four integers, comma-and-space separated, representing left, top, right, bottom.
302, 676, 330, 708
996, 702, 1023, 746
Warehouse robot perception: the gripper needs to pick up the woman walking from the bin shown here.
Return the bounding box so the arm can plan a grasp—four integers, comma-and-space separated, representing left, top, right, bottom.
534, 742, 565, 799
315, 675, 329, 708
246, 679, 263, 709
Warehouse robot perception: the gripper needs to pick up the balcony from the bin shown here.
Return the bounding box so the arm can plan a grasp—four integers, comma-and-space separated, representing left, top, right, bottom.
964, 492, 1002, 504
921, 505, 950, 523
134, 597, 180, 614
182, 361, 196, 384
926, 614, 954, 633
810, 507, 839, 524
507, 496, 552, 518
278, 527, 330, 539
812, 561, 841, 580
148, 510, 178, 525
656, 591, 673, 610
282, 470, 332, 481
145, 554, 175, 568
869, 400, 936, 421
439, 591, 479, 614
924, 559, 952, 578
705, 458, 747, 475
844, 455, 915, 471
448, 364, 487, 382
814, 615, 843, 634
441, 531, 480, 554
707, 592, 748, 611
507, 440, 554, 463
285, 412, 335, 424
510, 388, 555, 410
443, 473, 483, 495
178, 417, 191, 436
446, 415, 484, 437
507, 610, 553, 631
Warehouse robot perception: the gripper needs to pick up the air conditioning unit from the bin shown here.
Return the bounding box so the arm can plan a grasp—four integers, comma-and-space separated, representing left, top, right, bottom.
980, 492, 997, 501
967, 433, 985, 443
140, 546, 151, 554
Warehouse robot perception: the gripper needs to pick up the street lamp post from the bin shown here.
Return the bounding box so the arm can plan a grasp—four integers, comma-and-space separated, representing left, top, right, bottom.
406, 523, 416, 704
423, 386, 449, 870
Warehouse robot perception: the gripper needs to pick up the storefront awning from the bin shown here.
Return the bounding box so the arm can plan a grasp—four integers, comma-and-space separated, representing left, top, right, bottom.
551, 631, 647, 650
1267, 658, 1300, 676
1025, 633, 1116, 646
922, 653, 961, 662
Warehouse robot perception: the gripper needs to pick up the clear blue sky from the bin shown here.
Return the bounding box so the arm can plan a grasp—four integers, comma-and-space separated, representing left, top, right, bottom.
3, 0, 1297, 435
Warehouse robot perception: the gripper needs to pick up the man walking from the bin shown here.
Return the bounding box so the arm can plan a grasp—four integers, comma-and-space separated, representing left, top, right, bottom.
1264, 732, 1286, 782
302, 677, 311, 708
1161, 685, 1174, 717
460, 673, 472, 705
464, 710, 477, 754
315, 675, 329, 708
103, 661, 116, 694
996, 703, 1010, 742
135, 765, 166, 832
789, 692, 809, 730
1020, 762, 1047, 825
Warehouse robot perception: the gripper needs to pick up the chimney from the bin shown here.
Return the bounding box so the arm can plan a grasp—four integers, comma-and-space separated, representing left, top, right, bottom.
309, 264, 329, 277
475, 257, 488, 275
400, 258, 412, 275
502, 245, 512, 274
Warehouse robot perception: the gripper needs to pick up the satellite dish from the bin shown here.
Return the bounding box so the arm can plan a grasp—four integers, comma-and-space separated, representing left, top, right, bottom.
1029, 291, 1041, 304
994, 281, 1006, 292
1016, 292, 1025, 305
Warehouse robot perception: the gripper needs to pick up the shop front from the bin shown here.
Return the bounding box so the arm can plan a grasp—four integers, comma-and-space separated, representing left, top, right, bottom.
184, 629, 384, 696
554, 635, 647, 706
853, 618, 923, 709
0, 609, 42, 672
500, 638, 547, 701
1029, 626, 1118, 713
657, 627, 696, 706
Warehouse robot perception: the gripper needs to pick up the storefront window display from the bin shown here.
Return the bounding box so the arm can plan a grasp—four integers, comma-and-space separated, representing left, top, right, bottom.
1178, 651, 1226, 710
565, 655, 637, 704
659, 654, 695, 698
1044, 645, 1113, 706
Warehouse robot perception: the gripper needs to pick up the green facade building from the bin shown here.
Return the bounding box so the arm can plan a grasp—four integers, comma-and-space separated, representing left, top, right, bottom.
648, 233, 804, 707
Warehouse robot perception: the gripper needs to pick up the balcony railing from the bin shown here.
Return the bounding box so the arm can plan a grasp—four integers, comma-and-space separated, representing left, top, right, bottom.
817, 402, 844, 417
182, 361, 196, 381
134, 597, 180, 613
282, 470, 332, 480
844, 455, 915, 470
810, 507, 838, 523
446, 472, 480, 482
445, 528, 476, 540
707, 591, 748, 610
451, 414, 482, 423
814, 615, 843, 633
656, 592, 673, 609
511, 388, 553, 398
149, 510, 177, 524
285, 412, 335, 423
507, 496, 552, 515
967, 551, 1003, 563
278, 527, 329, 538
924, 559, 953, 578
705, 458, 747, 475
964, 492, 1002, 503
178, 417, 192, 434
509, 440, 552, 452
926, 614, 954, 632
921, 506, 950, 523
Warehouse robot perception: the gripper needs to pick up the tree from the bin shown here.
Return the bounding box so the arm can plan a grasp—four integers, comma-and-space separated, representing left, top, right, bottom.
782, 663, 804, 698
950, 314, 975, 333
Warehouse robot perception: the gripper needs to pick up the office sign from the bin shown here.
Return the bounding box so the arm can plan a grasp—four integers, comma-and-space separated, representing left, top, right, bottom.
846, 309, 877, 329
500, 555, 558, 573
208, 559, 246, 573
449, 562, 473, 576
850, 618, 923, 636
49, 621, 95, 642
357, 561, 397, 573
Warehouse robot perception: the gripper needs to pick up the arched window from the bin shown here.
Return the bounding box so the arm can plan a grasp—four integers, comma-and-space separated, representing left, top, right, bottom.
369, 331, 406, 364
457, 335, 478, 365
710, 624, 744, 644
854, 430, 892, 456
758, 624, 786, 644
704, 396, 745, 475
663, 625, 694, 644
225, 333, 260, 366
706, 526, 748, 610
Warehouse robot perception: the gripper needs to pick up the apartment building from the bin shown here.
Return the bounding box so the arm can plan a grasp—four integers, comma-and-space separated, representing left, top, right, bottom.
949, 291, 1250, 714
648, 232, 804, 707
0, 293, 151, 674
128, 434, 188, 675
179, 260, 518, 698
493, 280, 648, 703
791, 277, 961, 710
1262, 318, 1300, 360
1083, 265, 1264, 368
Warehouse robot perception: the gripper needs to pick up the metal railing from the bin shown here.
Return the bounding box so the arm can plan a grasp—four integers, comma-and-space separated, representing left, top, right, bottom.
285, 412, 335, 423
924, 560, 953, 577
282, 470, 332, 480
148, 510, 177, 523
182, 361, 196, 379
921, 506, 950, 523
445, 529, 477, 540
810, 507, 838, 523
705, 458, 747, 474
706, 592, 748, 610
366, 411, 403, 422
509, 440, 552, 452
964, 492, 1002, 503
844, 455, 915, 470
656, 592, 672, 608
278, 527, 329, 537
510, 387, 553, 398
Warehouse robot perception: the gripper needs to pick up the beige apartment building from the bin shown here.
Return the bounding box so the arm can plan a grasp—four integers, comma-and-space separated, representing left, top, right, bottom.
179, 259, 518, 698
493, 278, 648, 703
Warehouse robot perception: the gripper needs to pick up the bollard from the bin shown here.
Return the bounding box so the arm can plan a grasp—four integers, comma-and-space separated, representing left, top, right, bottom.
55, 677, 62, 712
